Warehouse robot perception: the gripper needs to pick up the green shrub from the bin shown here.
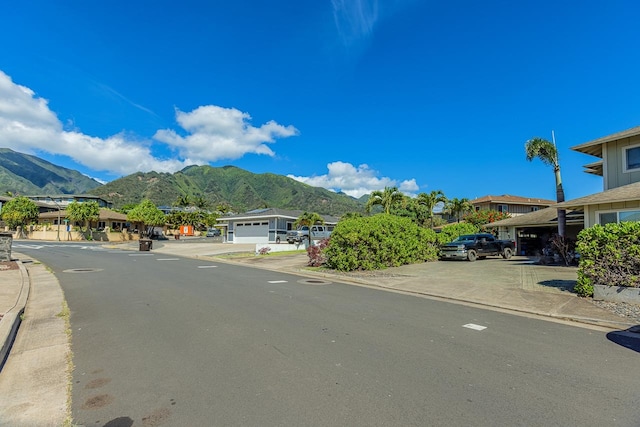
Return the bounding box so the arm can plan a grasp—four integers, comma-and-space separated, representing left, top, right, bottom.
436, 222, 480, 246
575, 221, 640, 296
325, 214, 439, 271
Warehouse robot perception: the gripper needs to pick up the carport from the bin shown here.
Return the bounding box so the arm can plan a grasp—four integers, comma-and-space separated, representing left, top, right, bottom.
484, 207, 584, 256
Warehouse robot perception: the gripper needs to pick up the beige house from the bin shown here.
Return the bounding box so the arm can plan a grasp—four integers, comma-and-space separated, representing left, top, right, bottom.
32, 209, 135, 241
486, 125, 640, 252
555, 126, 640, 226
469, 194, 556, 217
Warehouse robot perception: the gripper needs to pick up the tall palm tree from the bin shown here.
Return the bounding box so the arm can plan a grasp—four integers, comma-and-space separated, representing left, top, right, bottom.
365, 186, 405, 215
525, 136, 566, 237
446, 197, 472, 223
416, 190, 447, 228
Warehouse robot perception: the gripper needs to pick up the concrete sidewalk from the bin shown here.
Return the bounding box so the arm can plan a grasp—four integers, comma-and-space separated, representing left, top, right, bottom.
0, 240, 638, 425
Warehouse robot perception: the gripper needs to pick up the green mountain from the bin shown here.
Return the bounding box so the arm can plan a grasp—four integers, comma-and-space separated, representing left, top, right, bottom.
90, 165, 365, 215
0, 148, 365, 215
0, 148, 102, 195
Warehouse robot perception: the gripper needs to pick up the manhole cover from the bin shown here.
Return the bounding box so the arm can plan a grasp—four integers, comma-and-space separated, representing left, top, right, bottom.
298, 278, 332, 285
63, 268, 104, 273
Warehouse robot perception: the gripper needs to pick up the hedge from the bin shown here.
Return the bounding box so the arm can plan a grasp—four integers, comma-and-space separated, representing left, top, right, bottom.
575, 221, 640, 297
325, 214, 439, 271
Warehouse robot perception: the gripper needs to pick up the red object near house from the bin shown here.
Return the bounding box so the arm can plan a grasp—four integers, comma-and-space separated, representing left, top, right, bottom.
180, 225, 194, 236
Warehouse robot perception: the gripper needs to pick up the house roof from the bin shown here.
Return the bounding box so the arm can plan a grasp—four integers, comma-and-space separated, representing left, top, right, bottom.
582, 160, 604, 176
469, 194, 556, 206
571, 125, 640, 158
218, 208, 341, 224
39, 209, 128, 221
484, 207, 583, 228
554, 181, 640, 209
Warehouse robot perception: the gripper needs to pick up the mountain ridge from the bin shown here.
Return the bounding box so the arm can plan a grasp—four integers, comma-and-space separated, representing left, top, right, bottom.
0, 148, 364, 215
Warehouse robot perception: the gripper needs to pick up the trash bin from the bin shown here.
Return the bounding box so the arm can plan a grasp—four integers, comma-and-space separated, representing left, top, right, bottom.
139, 239, 152, 251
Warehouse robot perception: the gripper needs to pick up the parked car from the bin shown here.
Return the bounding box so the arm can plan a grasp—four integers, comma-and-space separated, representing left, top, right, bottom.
206, 228, 221, 237
286, 225, 332, 244
439, 233, 516, 262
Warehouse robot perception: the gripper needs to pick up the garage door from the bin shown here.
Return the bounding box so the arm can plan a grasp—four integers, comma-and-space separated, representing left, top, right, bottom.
234, 222, 269, 243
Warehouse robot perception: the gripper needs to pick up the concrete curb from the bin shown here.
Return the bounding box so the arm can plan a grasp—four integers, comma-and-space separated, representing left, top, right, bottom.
204, 254, 638, 331
0, 260, 29, 371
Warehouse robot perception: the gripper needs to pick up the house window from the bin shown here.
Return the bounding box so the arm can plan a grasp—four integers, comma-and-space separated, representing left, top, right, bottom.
497, 204, 508, 213
623, 145, 640, 172
598, 209, 640, 225
475, 206, 480, 212
531, 207, 539, 212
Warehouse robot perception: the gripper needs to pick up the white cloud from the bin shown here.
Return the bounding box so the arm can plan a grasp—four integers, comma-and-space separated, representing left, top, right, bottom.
154, 105, 299, 163
288, 161, 419, 198
0, 71, 298, 177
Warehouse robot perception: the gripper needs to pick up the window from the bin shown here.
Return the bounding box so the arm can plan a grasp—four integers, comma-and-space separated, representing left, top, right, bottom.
497, 204, 508, 213
598, 209, 640, 225
531, 207, 539, 212
623, 145, 640, 172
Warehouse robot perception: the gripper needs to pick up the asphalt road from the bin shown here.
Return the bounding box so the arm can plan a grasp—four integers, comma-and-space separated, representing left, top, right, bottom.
16, 243, 640, 426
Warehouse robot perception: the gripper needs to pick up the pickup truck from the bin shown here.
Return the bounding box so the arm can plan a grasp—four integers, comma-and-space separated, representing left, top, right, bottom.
439, 233, 516, 262
286, 225, 332, 244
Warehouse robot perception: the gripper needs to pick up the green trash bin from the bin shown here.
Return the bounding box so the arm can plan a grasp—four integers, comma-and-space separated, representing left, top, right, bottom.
139, 239, 152, 251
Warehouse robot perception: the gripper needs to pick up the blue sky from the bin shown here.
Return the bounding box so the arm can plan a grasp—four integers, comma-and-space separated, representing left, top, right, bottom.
1, 1, 638, 202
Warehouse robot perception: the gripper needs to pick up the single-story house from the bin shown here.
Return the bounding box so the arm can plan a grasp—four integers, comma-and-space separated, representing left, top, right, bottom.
217, 208, 340, 244
31, 209, 134, 241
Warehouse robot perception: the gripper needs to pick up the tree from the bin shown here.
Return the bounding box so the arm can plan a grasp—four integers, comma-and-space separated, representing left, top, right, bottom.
294, 211, 324, 229
173, 195, 191, 208
446, 197, 472, 223
127, 200, 166, 238
416, 190, 447, 228
66, 201, 100, 239
525, 136, 566, 237
1, 196, 39, 237
463, 209, 510, 228
216, 203, 232, 214
365, 186, 405, 215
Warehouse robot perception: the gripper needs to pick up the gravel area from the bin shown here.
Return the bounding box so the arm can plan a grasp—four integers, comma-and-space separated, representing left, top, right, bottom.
589, 300, 640, 326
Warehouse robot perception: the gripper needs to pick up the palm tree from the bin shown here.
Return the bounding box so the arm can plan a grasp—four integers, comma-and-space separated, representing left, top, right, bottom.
446, 197, 472, 223
365, 186, 405, 214
174, 195, 191, 208
525, 136, 566, 237
294, 211, 324, 229
294, 211, 324, 244
416, 190, 447, 228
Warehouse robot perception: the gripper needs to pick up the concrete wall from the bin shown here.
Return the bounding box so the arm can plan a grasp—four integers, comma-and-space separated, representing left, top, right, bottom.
0, 233, 12, 261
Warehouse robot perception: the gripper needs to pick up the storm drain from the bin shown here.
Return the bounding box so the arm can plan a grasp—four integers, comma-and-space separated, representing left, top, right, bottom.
298, 278, 332, 286
63, 268, 104, 273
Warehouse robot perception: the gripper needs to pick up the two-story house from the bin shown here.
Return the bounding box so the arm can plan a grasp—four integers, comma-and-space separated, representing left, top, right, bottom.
555, 126, 640, 227
469, 194, 556, 216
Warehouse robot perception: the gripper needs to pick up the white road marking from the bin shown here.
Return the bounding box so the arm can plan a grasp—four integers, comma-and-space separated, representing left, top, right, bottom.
197, 265, 218, 268
463, 323, 487, 331
268, 280, 288, 283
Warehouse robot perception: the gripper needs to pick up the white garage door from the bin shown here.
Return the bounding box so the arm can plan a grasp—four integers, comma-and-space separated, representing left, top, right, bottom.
234, 222, 269, 243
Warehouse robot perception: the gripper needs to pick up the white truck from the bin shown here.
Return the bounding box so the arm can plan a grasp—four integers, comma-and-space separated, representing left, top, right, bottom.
286, 225, 332, 244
